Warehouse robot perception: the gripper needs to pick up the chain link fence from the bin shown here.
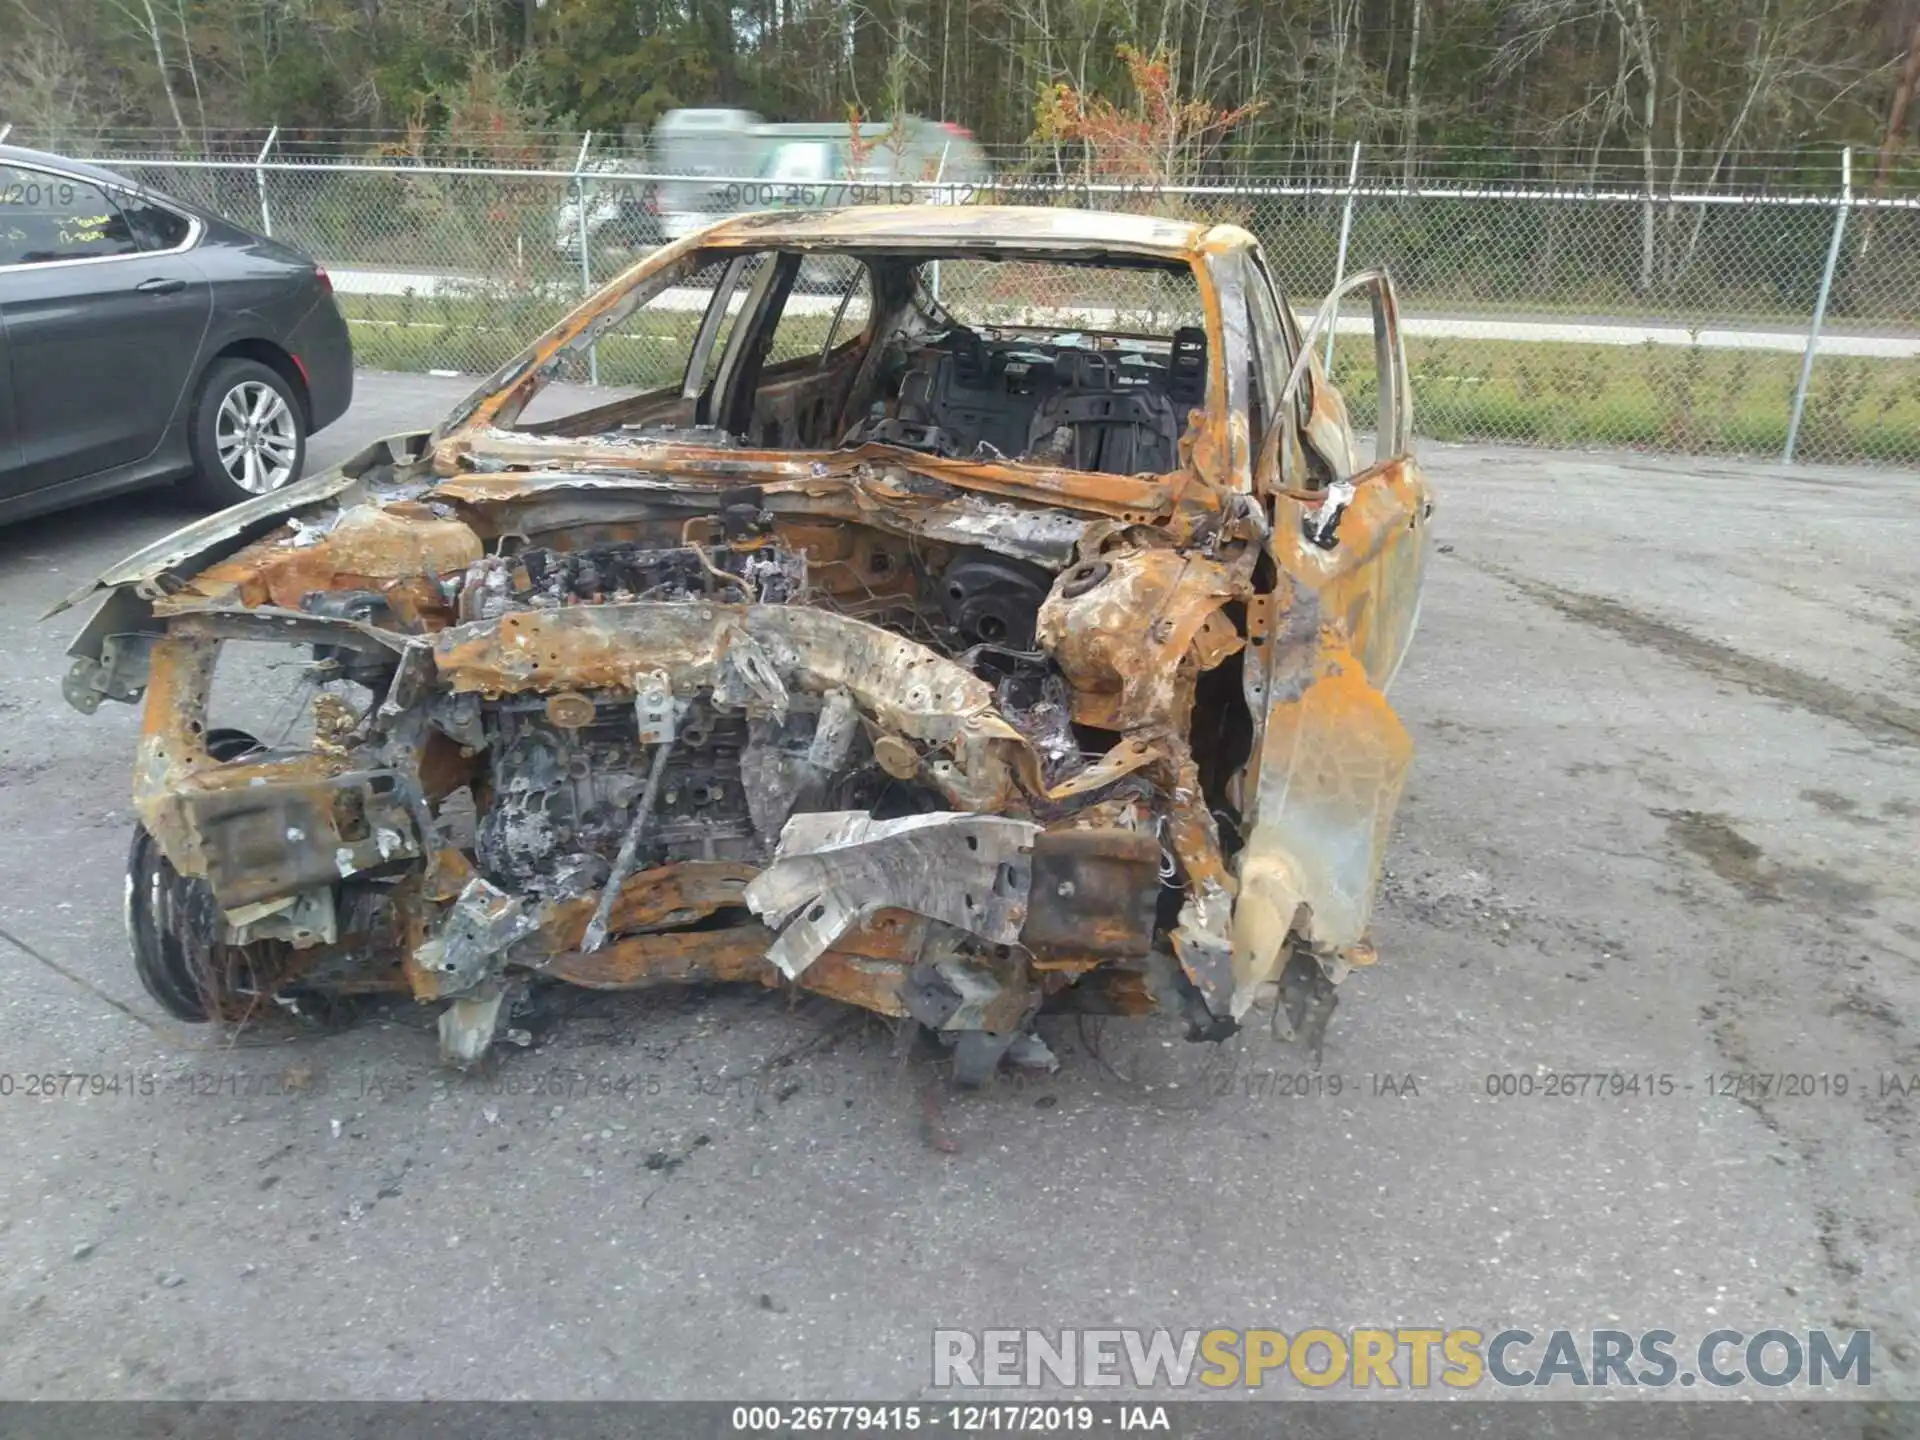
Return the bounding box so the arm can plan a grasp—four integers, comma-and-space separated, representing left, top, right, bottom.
9, 127, 1916, 466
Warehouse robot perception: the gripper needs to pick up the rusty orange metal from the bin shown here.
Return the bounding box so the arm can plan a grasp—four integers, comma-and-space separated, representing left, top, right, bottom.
69, 206, 1432, 1069
537, 861, 758, 949
546, 926, 782, 991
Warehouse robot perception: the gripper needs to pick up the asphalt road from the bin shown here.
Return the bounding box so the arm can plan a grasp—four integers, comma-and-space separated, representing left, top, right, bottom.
0, 375, 1915, 1400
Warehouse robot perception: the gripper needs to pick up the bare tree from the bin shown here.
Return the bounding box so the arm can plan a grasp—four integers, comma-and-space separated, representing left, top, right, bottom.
1402, 0, 1422, 184
174, 0, 208, 138
97, 0, 194, 143
0, 10, 118, 150
1871, 8, 1920, 195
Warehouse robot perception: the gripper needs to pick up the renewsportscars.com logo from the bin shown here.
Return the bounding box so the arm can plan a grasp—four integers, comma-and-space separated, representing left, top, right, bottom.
931, 1328, 1873, 1391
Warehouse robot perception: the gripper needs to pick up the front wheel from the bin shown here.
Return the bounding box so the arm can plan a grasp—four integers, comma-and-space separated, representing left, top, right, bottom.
127, 823, 222, 1022
186, 358, 307, 508
127, 729, 266, 1023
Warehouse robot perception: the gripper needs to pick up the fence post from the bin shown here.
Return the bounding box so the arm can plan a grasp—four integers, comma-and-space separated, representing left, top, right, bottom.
1324, 141, 1363, 370
572, 132, 598, 385
254, 126, 279, 237
929, 141, 951, 303
1783, 145, 1852, 464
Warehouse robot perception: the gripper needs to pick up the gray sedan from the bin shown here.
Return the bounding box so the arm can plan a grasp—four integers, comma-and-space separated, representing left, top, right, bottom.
0, 144, 352, 522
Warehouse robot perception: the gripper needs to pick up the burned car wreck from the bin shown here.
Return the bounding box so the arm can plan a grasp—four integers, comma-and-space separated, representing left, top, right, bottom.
57, 206, 1432, 1081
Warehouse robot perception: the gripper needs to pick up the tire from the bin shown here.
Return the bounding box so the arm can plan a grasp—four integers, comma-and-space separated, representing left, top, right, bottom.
186, 357, 307, 508
126, 824, 219, 1022
126, 729, 266, 1022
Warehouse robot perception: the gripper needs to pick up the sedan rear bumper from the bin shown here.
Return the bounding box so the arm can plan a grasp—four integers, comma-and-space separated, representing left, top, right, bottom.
289, 292, 354, 432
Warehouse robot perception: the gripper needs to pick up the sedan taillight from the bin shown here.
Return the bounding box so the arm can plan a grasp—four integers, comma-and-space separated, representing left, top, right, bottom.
314, 265, 333, 296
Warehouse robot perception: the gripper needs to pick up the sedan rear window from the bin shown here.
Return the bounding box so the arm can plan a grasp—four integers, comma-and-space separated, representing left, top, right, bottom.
0, 166, 139, 266
119, 194, 193, 252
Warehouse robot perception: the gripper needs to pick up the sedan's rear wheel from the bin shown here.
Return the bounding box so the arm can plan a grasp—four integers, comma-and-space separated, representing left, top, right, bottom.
187, 358, 306, 508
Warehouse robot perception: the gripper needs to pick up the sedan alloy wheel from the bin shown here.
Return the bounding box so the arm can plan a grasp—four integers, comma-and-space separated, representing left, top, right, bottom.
214, 379, 300, 493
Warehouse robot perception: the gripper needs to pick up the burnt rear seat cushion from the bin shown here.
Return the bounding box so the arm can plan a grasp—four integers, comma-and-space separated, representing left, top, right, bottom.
1026, 350, 1180, 475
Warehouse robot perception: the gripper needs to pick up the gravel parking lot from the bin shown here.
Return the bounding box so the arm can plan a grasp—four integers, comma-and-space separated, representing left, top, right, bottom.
0, 374, 1914, 1400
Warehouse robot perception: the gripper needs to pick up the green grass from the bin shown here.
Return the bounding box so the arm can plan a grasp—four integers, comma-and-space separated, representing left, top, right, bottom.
338, 293, 838, 392
1337, 335, 1920, 463
339, 293, 1920, 464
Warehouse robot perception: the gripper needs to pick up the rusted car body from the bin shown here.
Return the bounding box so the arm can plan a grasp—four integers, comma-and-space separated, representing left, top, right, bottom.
56, 206, 1431, 1080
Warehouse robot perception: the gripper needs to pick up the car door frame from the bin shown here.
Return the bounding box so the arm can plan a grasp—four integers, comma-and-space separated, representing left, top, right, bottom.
1279, 267, 1411, 474
1227, 263, 1432, 990
1271, 266, 1428, 693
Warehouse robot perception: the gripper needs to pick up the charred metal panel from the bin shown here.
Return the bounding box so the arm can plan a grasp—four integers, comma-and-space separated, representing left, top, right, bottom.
184, 770, 422, 909
1019, 827, 1160, 962
64, 209, 1431, 1080
744, 811, 1038, 979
